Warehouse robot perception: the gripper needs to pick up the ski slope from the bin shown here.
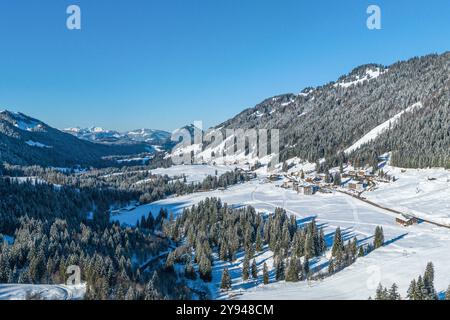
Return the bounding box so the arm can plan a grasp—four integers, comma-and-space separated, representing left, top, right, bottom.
344, 102, 423, 155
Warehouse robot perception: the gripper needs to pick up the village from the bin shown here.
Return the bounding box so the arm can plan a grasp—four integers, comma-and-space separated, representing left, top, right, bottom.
271, 161, 420, 228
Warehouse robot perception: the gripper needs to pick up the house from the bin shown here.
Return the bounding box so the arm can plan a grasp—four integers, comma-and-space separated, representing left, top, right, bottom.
298, 185, 318, 195
396, 215, 418, 227
348, 182, 365, 191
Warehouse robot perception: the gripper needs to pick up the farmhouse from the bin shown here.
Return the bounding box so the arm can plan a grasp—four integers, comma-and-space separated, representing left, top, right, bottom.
396, 215, 418, 227
298, 185, 318, 195
347, 181, 365, 191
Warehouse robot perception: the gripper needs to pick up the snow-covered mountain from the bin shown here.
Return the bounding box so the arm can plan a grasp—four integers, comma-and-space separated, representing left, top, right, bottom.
0, 111, 153, 167
172, 52, 450, 169
63, 126, 171, 146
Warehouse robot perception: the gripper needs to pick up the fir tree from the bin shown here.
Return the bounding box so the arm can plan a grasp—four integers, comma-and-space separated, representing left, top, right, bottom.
373, 226, 384, 249
303, 257, 310, 278
285, 258, 299, 282
255, 231, 263, 252
423, 262, 437, 300
242, 257, 250, 281
388, 283, 401, 300
407, 279, 417, 300
375, 283, 386, 300
263, 262, 269, 285
275, 258, 285, 281
318, 228, 326, 255
220, 268, 232, 291
331, 227, 344, 263
358, 246, 365, 257
251, 259, 258, 279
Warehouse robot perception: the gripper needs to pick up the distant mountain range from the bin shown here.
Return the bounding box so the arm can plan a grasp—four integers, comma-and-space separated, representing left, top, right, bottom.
62, 127, 171, 146
0, 111, 166, 167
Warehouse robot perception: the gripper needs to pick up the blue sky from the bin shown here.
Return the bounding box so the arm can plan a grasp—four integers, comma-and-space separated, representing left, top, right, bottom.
0, 0, 448, 131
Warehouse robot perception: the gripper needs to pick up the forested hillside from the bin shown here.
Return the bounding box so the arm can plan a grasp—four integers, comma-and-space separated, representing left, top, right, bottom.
215, 52, 450, 168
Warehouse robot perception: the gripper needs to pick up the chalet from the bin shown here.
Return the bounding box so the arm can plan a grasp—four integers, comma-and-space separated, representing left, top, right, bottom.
396, 215, 418, 227
348, 182, 365, 191
298, 185, 318, 195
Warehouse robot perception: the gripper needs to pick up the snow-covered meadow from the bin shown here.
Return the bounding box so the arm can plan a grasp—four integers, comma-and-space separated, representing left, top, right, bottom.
112, 173, 450, 300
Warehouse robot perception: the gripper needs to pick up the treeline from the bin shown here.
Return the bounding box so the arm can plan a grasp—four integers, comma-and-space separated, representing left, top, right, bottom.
0, 216, 192, 300
164, 198, 385, 290
1, 163, 252, 206
373, 262, 450, 300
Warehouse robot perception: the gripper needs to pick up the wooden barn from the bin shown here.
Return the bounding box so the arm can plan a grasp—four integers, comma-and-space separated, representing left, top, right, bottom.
396, 215, 418, 227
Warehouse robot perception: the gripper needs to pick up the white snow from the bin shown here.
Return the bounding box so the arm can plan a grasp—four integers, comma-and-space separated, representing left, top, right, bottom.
344, 102, 423, 155
112, 172, 450, 300
12, 114, 42, 131
25, 140, 52, 148
365, 165, 450, 226
335, 67, 387, 89
116, 157, 150, 164
0, 284, 85, 300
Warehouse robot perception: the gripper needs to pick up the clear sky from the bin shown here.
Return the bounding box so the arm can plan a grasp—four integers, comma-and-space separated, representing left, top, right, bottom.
0, 0, 448, 132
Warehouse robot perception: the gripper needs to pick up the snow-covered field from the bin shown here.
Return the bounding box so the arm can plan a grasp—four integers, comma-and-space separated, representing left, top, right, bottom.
365, 165, 450, 226
0, 284, 85, 300
112, 176, 450, 300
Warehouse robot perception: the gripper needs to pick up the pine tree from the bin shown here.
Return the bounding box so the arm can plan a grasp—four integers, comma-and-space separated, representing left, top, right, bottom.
407, 279, 417, 300
331, 227, 344, 263
423, 262, 436, 300
388, 283, 401, 300
303, 257, 310, 278
220, 268, 232, 291
358, 246, 365, 257
263, 262, 269, 285
199, 255, 212, 282
251, 259, 258, 279
255, 231, 263, 252
318, 228, 326, 255
304, 233, 314, 259
242, 257, 250, 281
373, 226, 384, 249
285, 258, 299, 282
416, 276, 426, 300
350, 237, 358, 258
375, 283, 386, 300
275, 258, 285, 281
